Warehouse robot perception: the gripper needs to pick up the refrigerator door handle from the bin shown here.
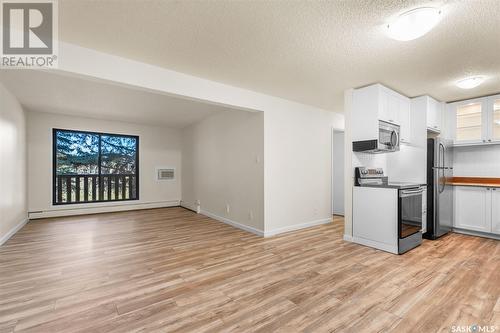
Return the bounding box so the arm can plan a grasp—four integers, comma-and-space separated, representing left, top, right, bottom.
439, 176, 445, 193
438, 143, 446, 193
440, 143, 446, 168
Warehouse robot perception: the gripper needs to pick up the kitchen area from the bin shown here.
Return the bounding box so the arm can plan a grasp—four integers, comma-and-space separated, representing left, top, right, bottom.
347, 83, 500, 254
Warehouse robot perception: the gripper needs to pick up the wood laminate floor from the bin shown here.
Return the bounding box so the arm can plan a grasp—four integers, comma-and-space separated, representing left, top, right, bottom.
0, 207, 499, 332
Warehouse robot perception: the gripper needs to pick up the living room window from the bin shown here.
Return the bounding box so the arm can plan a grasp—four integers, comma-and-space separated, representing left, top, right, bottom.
53, 129, 139, 205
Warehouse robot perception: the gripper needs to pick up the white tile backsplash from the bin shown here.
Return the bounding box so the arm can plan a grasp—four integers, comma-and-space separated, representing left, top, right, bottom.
353, 144, 426, 184
453, 145, 500, 177
354, 144, 500, 180
353, 152, 387, 170
386, 145, 426, 183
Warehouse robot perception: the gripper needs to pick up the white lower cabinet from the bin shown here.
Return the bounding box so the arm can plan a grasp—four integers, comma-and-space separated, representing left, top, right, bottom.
455, 186, 490, 232
421, 188, 427, 234
491, 188, 500, 234
454, 186, 500, 235
352, 187, 399, 254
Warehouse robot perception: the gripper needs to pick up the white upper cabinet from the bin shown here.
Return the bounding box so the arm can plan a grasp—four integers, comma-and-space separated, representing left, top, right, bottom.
449, 95, 500, 146
411, 95, 442, 133
380, 88, 400, 124
397, 95, 411, 143
488, 94, 500, 143
426, 97, 442, 132
411, 95, 442, 136
351, 84, 411, 143
450, 97, 487, 145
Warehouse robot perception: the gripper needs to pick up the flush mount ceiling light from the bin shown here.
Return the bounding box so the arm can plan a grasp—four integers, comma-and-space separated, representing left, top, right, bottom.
387, 7, 442, 41
456, 76, 485, 89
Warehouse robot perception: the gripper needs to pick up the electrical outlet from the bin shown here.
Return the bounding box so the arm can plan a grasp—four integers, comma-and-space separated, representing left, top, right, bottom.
248, 210, 254, 220
225, 203, 230, 214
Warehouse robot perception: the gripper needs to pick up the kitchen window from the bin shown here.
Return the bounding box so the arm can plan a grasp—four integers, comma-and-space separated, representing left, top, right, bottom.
53, 129, 139, 205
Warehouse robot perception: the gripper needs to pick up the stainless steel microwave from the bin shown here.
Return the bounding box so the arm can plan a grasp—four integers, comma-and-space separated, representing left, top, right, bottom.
352, 120, 400, 153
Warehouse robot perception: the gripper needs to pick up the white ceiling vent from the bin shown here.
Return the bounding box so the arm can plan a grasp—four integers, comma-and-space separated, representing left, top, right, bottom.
157, 168, 175, 181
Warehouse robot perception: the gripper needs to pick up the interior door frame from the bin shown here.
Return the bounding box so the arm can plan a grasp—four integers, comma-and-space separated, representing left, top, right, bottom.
331, 127, 345, 216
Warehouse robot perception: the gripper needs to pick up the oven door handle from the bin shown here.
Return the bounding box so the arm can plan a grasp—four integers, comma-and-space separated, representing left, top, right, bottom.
400, 189, 424, 197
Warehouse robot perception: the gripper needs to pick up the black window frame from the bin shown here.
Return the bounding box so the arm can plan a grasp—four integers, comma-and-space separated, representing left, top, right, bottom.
52, 128, 140, 205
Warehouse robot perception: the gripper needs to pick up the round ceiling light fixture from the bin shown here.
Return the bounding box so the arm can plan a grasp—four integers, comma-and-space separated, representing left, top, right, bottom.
387, 7, 442, 41
455, 76, 485, 89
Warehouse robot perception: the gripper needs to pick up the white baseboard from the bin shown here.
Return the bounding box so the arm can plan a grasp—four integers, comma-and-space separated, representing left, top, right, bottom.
264, 217, 332, 237
180, 201, 196, 212
28, 200, 181, 219
452, 228, 500, 241
180, 201, 200, 213
351, 236, 398, 254
343, 234, 353, 242
180, 204, 196, 212
199, 209, 264, 237
0, 217, 28, 246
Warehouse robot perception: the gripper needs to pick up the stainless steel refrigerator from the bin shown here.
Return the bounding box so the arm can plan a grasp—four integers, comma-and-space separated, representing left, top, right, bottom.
425, 138, 453, 239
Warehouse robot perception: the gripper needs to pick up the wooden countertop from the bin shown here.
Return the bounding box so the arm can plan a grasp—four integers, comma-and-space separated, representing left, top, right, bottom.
447, 177, 500, 188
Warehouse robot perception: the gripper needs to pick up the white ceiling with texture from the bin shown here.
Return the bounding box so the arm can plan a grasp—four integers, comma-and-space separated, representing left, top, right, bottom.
57, 0, 500, 112
0, 70, 234, 128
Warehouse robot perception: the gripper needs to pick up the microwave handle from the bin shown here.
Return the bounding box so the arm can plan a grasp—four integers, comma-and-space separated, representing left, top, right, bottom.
390, 129, 399, 147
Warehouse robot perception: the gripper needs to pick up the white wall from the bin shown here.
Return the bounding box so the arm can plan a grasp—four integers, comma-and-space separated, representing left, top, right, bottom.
332, 131, 345, 215
53, 42, 352, 235
181, 110, 264, 234
264, 108, 344, 235
453, 145, 500, 177
0, 43, 353, 238
0, 83, 27, 245
26, 111, 182, 218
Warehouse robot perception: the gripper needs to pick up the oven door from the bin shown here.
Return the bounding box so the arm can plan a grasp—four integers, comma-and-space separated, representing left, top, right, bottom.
399, 187, 424, 239
378, 121, 400, 151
